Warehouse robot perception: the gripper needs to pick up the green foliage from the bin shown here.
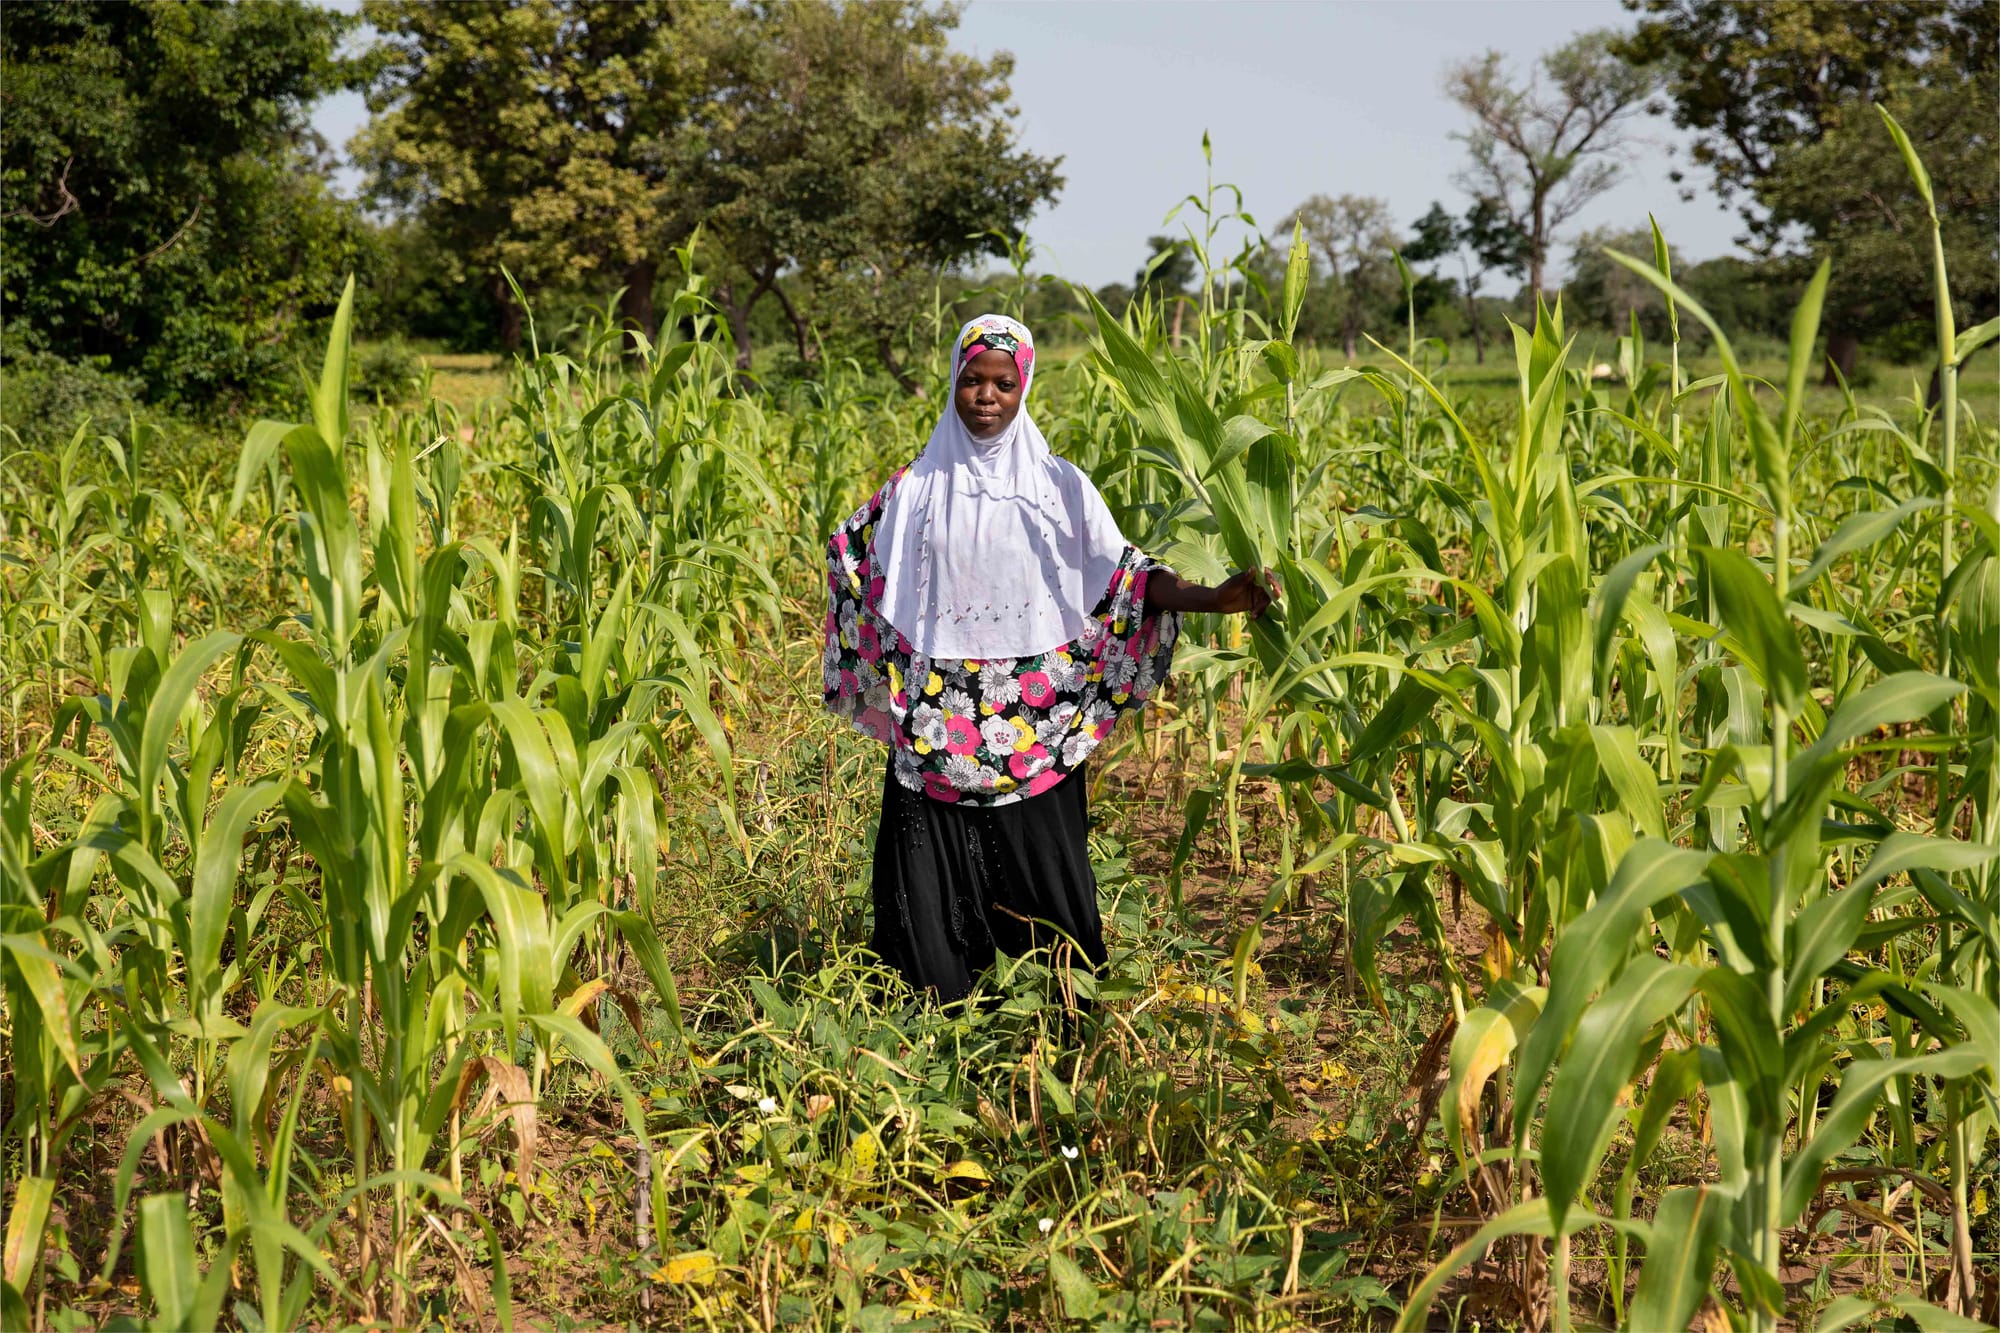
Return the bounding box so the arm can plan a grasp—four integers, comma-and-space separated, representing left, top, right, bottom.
1764, 73, 2000, 353
1445, 29, 1658, 295
0, 349, 141, 450
0, 0, 370, 407
356, 0, 1061, 373
1619, 0, 1999, 353
3, 128, 1996, 1332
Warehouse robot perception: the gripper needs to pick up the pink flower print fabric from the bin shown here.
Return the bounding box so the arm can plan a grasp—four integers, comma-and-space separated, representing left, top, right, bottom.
823, 468, 1180, 805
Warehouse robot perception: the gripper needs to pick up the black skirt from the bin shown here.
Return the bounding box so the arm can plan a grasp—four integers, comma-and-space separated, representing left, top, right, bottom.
869, 758, 1106, 1003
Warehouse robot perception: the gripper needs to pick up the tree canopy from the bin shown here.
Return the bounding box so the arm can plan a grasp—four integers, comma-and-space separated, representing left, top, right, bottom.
355, 0, 1060, 368
1618, 0, 1997, 370
0, 0, 367, 406
1443, 30, 1656, 298
354, 0, 723, 349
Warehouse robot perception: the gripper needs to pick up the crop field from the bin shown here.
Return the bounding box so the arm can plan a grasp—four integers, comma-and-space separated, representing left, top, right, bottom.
3, 132, 1998, 1333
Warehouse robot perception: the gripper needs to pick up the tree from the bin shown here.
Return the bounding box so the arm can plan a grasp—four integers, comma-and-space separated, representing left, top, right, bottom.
693, 2, 1060, 377
1404, 198, 1526, 363
357, 1, 1058, 377
1280, 194, 1399, 359
1763, 75, 1997, 378
1615, 0, 1996, 377
0, 0, 367, 406
1443, 30, 1657, 298
355, 0, 719, 349
1563, 225, 1683, 338
1131, 234, 1196, 345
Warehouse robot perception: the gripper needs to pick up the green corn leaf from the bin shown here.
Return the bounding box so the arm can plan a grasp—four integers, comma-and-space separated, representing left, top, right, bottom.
188, 780, 282, 1008
1784, 881, 1879, 1014
449, 855, 555, 1045
1542, 957, 1698, 1231
229, 419, 296, 521
1513, 840, 1710, 1144
1, 934, 82, 1079
1393, 1198, 1644, 1333
1605, 249, 1788, 517
1782, 259, 1832, 455
1648, 215, 1678, 342
526, 1011, 650, 1156
1281, 221, 1310, 343
1791, 497, 1935, 595
136, 630, 242, 822
1590, 543, 1666, 694
1698, 965, 1785, 1128
1819, 1293, 1995, 1333
1953, 316, 1997, 367
1622, 1048, 1703, 1193
610, 909, 685, 1048
311, 274, 357, 453
1697, 546, 1809, 715
1629, 1184, 1731, 1332
1916, 982, 1999, 1072
1781, 1047, 1984, 1225
1443, 983, 1544, 1164
4, 1174, 55, 1294
138, 1194, 202, 1332
1589, 724, 1666, 841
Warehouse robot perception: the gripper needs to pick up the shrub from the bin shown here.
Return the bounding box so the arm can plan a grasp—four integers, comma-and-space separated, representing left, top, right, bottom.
0, 348, 142, 449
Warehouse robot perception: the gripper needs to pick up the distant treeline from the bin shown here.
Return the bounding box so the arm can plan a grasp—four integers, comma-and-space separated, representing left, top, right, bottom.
1, 0, 1992, 420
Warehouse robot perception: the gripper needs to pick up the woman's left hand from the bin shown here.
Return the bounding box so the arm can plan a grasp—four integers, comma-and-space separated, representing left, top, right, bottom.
1215, 567, 1280, 619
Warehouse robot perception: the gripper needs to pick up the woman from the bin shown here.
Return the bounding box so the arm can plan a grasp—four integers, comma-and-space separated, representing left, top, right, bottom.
824, 314, 1275, 1002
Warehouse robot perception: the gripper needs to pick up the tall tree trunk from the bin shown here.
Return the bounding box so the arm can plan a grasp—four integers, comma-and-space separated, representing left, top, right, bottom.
768, 279, 817, 363
1342, 311, 1359, 361
618, 259, 658, 347
1461, 258, 1485, 364
1823, 331, 1861, 386
877, 332, 919, 394
715, 281, 755, 372
492, 272, 523, 352
1529, 201, 1547, 301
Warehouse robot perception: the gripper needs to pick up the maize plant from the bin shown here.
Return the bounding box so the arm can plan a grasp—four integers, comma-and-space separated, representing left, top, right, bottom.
2, 121, 1995, 1329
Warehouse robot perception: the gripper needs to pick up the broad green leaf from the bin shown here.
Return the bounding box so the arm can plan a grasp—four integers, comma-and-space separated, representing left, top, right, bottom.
1782, 258, 1831, 454
188, 780, 282, 1007
3, 1175, 54, 1292
1513, 840, 1710, 1144
1443, 984, 1544, 1164
1697, 546, 1809, 714
1629, 1185, 1730, 1332
312, 274, 356, 452
2, 934, 82, 1079
138, 1194, 198, 1332
1542, 957, 1697, 1230
1048, 1250, 1099, 1320
1781, 1048, 1983, 1223
1393, 1198, 1644, 1332
1698, 965, 1784, 1127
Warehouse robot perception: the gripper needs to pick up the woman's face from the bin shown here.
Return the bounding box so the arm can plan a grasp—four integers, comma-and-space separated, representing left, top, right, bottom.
953, 347, 1025, 438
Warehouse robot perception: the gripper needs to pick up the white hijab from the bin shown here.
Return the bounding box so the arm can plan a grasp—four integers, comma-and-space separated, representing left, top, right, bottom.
874, 314, 1130, 661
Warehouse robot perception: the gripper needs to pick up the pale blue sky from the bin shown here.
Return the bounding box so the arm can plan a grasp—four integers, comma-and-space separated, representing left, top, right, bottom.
310, 0, 1746, 288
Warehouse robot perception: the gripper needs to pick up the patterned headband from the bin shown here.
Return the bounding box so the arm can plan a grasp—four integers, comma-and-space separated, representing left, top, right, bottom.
955, 315, 1036, 385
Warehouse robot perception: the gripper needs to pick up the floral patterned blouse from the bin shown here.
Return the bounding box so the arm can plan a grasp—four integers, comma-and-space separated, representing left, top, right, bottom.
824, 469, 1180, 805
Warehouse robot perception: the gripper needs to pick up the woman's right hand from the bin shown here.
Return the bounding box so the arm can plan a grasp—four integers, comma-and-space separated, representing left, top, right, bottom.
1213, 567, 1280, 619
